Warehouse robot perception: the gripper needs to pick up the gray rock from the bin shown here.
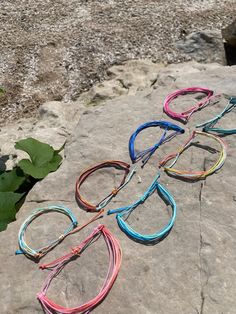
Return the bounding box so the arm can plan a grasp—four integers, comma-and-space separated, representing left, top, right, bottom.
176, 31, 226, 64
0, 61, 236, 313
222, 20, 236, 47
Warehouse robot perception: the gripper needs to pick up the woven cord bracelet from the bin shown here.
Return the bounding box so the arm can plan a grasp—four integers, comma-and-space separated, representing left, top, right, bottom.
129, 121, 184, 167
37, 224, 122, 314
76, 160, 136, 212
108, 173, 176, 244
16, 205, 103, 260
196, 97, 236, 135
163, 87, 218, 123
159, 130, 227, 180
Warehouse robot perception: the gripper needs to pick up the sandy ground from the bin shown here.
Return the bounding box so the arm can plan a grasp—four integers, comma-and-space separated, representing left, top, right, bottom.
0, 0, 235, 125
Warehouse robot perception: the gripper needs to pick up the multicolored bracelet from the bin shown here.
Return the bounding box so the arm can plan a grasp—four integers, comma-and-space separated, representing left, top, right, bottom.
196, 97, 236, 135
159, 130, 227, 180
75, 160, 136, 212
108, 173, 176, 244
16, 205, 103, 260
163, 87, 216, 123
38, 224, 122, 314
129, 121, 184, 166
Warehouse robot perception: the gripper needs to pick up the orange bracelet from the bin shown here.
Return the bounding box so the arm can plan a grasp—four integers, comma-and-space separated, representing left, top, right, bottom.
75, 160, 136, 212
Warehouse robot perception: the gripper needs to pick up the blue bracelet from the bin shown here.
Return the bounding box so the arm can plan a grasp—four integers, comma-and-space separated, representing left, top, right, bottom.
108, 173, 177, 244
129, 121, 184, 166
197, 97, 236, 135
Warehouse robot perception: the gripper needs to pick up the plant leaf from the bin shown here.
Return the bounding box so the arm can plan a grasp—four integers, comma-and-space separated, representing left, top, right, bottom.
0, 168, 26, 192
17, 154, 62, 179
0, 192, 24, 231
15, 138, 54, 167
15, 138, 63, 179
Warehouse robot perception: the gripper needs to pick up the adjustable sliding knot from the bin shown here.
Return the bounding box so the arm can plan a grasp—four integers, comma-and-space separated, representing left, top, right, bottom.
58, 234, 65, 241
39, 264, 47, 270
111, 188, 119, 196
71, 247, 81, 256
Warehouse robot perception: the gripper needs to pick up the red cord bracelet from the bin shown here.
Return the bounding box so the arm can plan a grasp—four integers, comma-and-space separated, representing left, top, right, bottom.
37, 224, 122, 314
163, 87, 217, 123
75, 160, 136, 212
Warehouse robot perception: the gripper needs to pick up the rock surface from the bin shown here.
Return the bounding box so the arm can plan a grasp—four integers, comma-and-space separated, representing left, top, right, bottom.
0, 61, 236, 314
176, 30, 226, 64
0, 0, 234, 125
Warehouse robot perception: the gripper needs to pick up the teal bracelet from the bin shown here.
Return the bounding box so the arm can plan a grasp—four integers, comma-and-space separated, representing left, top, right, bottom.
197, 97, 236, 135
15, 205, 78, 260
108, 174, 177, 244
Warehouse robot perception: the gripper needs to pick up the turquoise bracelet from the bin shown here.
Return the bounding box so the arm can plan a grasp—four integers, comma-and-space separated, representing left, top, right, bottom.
197, 97, 236, 135
108, 174, 177, 244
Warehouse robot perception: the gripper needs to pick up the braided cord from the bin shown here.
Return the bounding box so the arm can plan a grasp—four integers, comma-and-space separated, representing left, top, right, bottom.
159, 130, 227, 180
16, 205, 103, 260
196, 97, 236, 135
163, 87, 218, 123
129, 121, 184, 167
37, 224, 122, 314
75, 160, 136, 212
108, 173, 177, 244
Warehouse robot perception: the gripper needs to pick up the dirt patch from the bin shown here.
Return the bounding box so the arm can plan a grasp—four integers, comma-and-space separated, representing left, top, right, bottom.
0, 0, 235, 125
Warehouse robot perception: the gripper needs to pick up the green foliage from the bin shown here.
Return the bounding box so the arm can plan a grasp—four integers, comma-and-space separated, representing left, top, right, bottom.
0, 168, 25, 192
15, 138, 63, 179
0, 192, 24, 231
0, 138, 64, 231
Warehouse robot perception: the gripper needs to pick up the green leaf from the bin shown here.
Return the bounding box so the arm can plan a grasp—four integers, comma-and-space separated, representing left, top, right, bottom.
0, 168, 26, 192
15, 138, 63, 179
15, 138, 54, 167
0, 192, 24, 231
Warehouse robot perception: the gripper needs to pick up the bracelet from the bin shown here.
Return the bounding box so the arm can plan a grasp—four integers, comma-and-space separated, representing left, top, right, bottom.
159, 130, 227, 180
37, 224, 122, 314
108, 173, 176, 244
16, 205, 103, 260
129, 121, 184, 166
196, 97, 236, 135
163, 87, 216, 123
75, 160, 136, 212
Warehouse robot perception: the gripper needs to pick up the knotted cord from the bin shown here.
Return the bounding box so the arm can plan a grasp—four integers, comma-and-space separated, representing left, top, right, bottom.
163, 87, 218, 123
159, 130, 227, 180
108, 173, 176, 244
129, 121, 184, 167
196, 97, 236, 135
37, 224, 122, 314
75, 160, 136, 212
16, 205, 103, 260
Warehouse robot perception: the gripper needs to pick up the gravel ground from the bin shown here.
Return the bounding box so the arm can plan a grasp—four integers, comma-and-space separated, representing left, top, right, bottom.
0, 0, 235, 125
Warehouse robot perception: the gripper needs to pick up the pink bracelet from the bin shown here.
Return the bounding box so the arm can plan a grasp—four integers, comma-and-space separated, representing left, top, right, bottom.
163, 87, 216, 123
37, 224, 122, 314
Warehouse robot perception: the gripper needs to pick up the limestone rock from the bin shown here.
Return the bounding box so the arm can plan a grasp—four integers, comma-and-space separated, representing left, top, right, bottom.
0, 61, 236, 314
